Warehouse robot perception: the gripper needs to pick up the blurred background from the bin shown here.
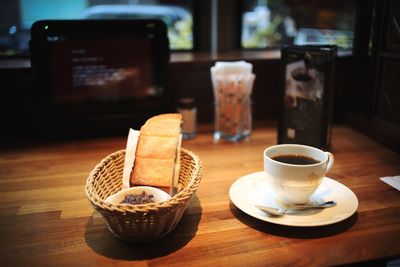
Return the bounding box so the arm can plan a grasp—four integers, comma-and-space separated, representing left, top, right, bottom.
0, 0, 356, 57
0, 0, 399, 151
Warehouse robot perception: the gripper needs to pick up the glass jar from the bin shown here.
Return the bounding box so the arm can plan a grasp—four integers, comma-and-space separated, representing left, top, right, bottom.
177, 98, 197, 139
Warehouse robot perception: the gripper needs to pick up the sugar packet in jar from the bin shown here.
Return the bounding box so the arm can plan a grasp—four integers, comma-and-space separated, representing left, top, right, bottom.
211, 61, 255, 142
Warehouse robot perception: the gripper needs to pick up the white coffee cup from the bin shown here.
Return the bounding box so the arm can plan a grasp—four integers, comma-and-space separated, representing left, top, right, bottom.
264, 144, 334, 205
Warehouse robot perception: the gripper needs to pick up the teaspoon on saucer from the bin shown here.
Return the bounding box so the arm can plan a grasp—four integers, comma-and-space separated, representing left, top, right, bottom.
255, 200, 337, 217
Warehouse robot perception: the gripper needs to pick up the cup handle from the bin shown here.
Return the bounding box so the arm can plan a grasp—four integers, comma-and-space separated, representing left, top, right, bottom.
325, 152, 334, 172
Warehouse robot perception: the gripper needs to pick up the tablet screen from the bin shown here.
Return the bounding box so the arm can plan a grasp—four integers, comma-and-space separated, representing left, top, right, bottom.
50, 37, 154, 103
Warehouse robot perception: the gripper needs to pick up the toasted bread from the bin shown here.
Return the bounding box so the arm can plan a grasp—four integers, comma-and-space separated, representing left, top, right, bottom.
130, 113, 182, 194
140, 114, 182, 137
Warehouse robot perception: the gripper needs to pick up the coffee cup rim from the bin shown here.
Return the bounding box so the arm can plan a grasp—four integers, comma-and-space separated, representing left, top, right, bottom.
264, 144, 328, 167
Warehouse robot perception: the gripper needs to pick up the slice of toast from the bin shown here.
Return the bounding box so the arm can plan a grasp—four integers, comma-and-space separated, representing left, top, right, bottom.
140, 114, 182, 137
130, 113, 182, 194
135, 135, 178, 159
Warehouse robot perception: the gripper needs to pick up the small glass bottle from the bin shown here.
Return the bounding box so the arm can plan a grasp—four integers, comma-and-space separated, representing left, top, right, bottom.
177, 98, 197, 140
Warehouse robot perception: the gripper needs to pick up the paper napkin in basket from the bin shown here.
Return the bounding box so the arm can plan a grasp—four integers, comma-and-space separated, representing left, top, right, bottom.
122, 129, 140, 189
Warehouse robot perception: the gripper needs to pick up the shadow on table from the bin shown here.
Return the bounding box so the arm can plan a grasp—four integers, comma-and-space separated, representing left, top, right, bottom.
84, 195, 202, 260
229, 201, 357, 238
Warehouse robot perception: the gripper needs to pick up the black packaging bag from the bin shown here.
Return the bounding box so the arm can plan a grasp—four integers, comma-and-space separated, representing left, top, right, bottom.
278, 45, 337, 149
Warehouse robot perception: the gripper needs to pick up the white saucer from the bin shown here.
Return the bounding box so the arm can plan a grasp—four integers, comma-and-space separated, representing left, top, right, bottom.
229, 171, 358, 227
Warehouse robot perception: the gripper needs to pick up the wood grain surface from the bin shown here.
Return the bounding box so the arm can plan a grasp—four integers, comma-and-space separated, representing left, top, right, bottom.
0, 122, 399, 267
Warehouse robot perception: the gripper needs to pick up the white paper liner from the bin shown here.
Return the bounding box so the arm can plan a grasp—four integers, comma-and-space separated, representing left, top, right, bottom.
172, 134, 183, 195
122, 128, 140, 189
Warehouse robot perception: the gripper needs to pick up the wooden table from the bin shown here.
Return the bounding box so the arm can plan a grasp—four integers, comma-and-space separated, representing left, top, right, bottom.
1, 123, 400, 266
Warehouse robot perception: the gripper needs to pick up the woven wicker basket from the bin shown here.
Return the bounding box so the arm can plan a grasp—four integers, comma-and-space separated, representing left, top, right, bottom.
85, 148, 202, 241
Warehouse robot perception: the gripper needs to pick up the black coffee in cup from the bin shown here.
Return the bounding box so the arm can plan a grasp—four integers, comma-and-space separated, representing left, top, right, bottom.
272, 154, 320, 165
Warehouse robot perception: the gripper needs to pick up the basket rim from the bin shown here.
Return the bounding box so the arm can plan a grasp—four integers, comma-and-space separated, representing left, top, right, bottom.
85, 147, 202, 213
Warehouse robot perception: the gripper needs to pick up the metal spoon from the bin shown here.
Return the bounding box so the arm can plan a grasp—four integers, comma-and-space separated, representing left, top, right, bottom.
255, 200, 337, 217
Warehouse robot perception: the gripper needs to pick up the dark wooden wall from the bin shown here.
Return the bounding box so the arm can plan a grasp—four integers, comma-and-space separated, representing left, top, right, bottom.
346, 0, 400, 152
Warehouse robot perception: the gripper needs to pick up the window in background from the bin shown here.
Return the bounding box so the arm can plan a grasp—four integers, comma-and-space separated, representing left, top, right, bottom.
241, 0, 356, 50
0, 0, 193, 57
